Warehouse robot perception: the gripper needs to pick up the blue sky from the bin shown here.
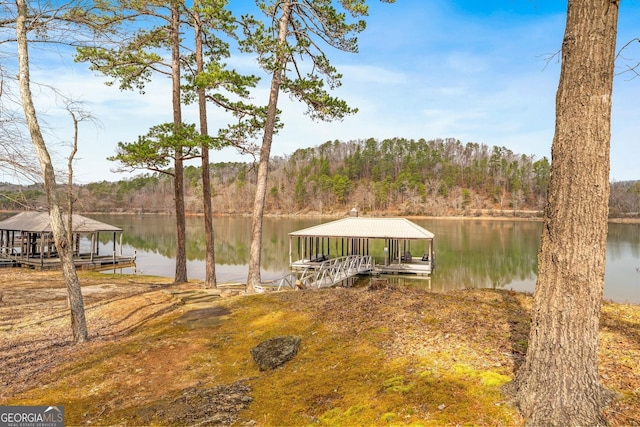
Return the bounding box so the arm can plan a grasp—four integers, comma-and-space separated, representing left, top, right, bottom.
13, 0, 640, 184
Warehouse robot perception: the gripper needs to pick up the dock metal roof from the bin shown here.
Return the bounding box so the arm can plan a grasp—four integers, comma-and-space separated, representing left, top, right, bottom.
289, 217, 434, 240
0, 211, 122, 233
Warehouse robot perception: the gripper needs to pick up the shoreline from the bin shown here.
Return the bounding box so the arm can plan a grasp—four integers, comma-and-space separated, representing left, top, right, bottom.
20, 209, 635, 224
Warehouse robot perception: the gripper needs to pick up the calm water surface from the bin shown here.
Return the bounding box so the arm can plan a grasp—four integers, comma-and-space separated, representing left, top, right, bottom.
86, 214, 640, 304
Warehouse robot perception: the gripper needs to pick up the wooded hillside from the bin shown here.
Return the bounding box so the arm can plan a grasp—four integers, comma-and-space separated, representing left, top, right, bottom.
1, 137, 639, 217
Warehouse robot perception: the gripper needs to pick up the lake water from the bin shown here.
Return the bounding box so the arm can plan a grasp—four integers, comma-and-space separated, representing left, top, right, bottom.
87, 214, 640, 304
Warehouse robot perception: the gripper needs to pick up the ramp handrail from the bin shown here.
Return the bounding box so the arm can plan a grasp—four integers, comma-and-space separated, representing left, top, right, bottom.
265, 255, 372, 291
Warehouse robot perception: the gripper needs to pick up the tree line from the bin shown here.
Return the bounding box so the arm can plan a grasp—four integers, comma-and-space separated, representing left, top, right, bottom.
4, 136, 639, 218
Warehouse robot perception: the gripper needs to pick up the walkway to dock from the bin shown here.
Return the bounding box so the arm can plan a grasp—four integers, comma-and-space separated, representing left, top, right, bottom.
267, 255, 373, 291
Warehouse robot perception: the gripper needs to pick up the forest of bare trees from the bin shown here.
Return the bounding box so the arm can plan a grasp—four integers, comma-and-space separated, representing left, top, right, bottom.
1, 136, 637, 218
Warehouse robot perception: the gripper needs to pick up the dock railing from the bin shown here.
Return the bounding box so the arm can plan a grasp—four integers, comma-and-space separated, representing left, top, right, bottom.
263, 254, 372, 291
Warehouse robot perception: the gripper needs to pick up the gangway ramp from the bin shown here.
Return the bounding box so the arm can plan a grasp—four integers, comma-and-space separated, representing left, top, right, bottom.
269, 255, 372, 291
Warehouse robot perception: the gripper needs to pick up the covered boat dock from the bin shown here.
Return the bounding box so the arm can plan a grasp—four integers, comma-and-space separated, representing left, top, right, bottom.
0, 211, 135, 270
288, 215, 435, 281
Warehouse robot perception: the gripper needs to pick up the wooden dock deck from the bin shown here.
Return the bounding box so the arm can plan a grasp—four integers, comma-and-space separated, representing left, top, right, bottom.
0, 254, 136, 271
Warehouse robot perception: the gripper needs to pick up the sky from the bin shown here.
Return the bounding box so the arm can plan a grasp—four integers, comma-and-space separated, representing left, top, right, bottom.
7, 0, 640, 184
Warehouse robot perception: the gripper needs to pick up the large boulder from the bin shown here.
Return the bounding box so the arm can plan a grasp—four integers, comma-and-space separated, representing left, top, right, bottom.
250, 335, 301, 371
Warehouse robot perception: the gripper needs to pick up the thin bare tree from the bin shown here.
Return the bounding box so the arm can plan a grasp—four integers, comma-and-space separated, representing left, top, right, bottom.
15, 0, 88, 343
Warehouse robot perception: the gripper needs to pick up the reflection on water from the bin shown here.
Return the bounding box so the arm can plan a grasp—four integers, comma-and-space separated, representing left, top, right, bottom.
86, 215, 640, 303
417, 219, 540, 291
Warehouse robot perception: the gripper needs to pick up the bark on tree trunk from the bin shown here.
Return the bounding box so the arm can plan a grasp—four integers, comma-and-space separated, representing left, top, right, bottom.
194, 4, 216, 288
507, 0, 619, 425
15, 0, 88, 343
246, 1, 292, 292
171, 3, 188, 284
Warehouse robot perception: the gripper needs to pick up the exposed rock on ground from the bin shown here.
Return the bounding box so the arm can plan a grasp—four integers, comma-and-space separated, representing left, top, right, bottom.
145, 380, 253, 426
250, 335, 302, 371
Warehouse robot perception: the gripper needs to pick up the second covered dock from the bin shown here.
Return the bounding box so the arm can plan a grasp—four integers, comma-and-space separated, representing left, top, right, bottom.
288, 213, 435, 278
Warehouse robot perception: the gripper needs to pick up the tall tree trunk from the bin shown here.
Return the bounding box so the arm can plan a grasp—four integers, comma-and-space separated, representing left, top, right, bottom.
194, 2, 216, 288
507, 0, 618, 425
15, 0, 88, 343
171, 2, 188, 284
246, 0, 292, 292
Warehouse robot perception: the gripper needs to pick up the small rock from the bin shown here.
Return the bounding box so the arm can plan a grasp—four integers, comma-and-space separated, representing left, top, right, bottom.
437, 404, 446, 411
250, 335, 301, 371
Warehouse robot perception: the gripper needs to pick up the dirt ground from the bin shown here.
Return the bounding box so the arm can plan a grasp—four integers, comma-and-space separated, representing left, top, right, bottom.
1, 269, 639, 426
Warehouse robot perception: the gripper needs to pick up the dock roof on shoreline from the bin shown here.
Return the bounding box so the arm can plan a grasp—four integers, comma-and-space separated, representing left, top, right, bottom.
0, 211, 122, 233
288, 217, 434, 240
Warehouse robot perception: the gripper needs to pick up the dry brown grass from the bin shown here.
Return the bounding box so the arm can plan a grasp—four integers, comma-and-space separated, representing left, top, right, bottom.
0, 270, 638, 426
